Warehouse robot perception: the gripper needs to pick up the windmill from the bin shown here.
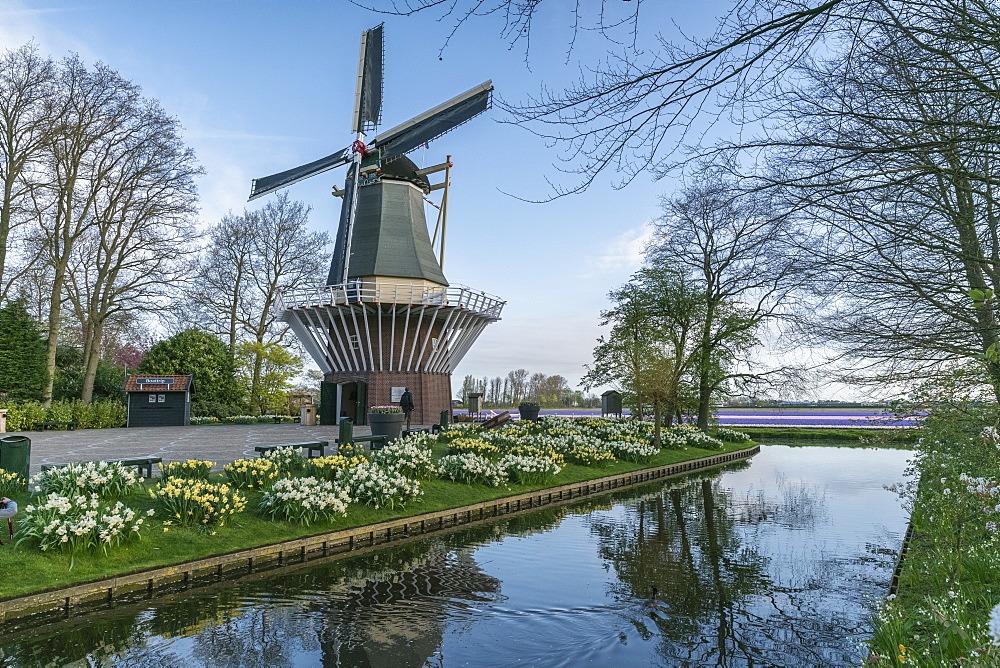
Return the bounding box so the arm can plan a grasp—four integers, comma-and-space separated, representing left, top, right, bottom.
249, 24, 505, 427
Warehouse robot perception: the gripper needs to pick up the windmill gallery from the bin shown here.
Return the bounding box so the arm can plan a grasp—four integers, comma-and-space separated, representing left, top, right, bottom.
249, 24, 505, 427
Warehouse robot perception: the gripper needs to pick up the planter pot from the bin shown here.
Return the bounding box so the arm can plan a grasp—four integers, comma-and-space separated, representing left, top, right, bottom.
518, 405, 540, 422
367, 412, 405, 443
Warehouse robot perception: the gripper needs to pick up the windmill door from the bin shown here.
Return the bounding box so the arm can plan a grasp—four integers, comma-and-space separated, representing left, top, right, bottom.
354, 382, 368, 425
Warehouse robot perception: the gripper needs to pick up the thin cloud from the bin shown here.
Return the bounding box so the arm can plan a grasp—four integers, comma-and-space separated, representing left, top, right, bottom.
581, 223, 652, 277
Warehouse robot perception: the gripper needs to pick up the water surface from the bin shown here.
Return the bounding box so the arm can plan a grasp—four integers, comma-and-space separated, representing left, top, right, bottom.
0, 445, 910, 667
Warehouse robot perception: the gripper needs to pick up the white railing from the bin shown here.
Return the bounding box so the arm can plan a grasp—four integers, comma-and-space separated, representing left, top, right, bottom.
277, 281, 506, 320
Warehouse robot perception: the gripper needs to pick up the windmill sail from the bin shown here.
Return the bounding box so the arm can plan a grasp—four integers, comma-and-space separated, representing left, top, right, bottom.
249, 146, 352, 201
353, 24, 384, 134
328, 162, 361, 285
373, 81, 492, 160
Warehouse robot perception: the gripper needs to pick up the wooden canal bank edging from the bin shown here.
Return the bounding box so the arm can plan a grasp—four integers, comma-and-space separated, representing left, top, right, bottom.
0, 445, 759, 627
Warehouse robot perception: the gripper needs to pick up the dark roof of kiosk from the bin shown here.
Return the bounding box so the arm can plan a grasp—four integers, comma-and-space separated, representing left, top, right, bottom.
123, 374, 194, 392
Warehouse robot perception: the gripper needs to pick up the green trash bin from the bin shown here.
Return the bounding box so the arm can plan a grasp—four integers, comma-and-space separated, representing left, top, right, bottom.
0, 435, 31, 483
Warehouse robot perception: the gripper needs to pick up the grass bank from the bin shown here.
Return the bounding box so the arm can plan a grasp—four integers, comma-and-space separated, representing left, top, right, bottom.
867, 414, 1000, 665
0, 441, 750, 601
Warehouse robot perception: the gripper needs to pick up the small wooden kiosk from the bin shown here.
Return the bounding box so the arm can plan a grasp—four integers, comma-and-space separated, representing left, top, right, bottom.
124, 375, 194, 427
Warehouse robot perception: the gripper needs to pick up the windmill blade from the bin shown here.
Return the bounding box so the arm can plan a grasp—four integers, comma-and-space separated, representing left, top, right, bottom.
327, 161, 362, 285
372, 81, 492, 160
248, 146, 352, 201
353, 23, 384, 134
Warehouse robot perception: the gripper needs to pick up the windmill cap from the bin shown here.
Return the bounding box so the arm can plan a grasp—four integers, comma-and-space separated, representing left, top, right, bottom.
378, 155, 431, 193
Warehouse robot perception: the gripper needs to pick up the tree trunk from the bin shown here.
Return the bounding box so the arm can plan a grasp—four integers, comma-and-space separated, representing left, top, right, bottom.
42, 267, 67, 407
250, 342, 265, 414
80, 320, 104, 403
696, 299, 717, 432
653, 400, 662, 448
663, 399, 676, 428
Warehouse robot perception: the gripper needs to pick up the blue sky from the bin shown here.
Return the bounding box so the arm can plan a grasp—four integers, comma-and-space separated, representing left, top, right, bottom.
1, 1, 741, 395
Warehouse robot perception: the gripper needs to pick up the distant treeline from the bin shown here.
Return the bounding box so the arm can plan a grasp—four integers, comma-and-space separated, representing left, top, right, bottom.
458, 370, 600, 408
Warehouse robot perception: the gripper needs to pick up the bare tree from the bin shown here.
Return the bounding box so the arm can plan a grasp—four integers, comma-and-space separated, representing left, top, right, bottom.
748, 24, 1000, 397
186, 213, 257, 351
37, 56, 165, 404
0, 44, 54, 299
184, 194, 328, 413
505, 368, 528, 405
64, 106, 200, 402
648, 175, 797, 429
373, 1, 1000, 199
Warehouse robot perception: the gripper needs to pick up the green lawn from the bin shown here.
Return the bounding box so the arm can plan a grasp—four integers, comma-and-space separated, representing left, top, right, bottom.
0, 442, 751, 600
735, 426, 918, 446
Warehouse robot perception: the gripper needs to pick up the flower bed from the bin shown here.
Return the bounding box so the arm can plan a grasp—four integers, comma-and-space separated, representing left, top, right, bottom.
2, 416, 755, 581
336, 464, 422, 510
189, 416, 219, 426
150, 478, 246, 527
869, 411, 1000, 664
439, 453, 505, 487
499, 454, 562, 485
258, 477, 351, 525
303, 454, 367, 482
261, 445, 306, 475
223, 458, 279, 490
0, 468, 26, 496
16, 493, 149, 564
161, 459, 215, 481
368, 435, 437, 479
32, 461, 143, 497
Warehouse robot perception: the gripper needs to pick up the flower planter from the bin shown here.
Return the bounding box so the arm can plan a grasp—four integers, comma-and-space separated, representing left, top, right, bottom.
367, 412, 405, 442
518, 404, 540, 422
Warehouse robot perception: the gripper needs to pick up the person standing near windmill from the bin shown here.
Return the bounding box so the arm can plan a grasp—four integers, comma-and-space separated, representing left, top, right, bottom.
400, 387, 415, 430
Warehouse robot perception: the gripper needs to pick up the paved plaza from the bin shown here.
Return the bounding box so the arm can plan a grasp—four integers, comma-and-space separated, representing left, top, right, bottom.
3, 423, 381, 476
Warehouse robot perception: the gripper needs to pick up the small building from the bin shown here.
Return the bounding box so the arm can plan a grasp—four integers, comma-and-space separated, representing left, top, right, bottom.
124, 375, 194, 427
601, 390, 623, 418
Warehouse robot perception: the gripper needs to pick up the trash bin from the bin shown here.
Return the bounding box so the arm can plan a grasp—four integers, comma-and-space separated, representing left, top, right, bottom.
0, 435, 31, 482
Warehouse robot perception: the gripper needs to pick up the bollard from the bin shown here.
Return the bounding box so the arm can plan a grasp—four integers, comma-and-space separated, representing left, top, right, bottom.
338, 418, 354, 447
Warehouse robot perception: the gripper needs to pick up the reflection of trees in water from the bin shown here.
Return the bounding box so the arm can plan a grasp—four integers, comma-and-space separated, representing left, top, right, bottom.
0, 535, 505, 668
736, 471, 827, 529
590, 473, 867, 666
6, 504, 595, 668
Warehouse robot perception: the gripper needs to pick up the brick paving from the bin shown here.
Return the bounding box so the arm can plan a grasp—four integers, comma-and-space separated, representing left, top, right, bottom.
2, 423, 384, 476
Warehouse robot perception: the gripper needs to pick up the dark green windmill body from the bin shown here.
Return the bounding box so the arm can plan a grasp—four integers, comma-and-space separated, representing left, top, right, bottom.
250, 25, 504, 426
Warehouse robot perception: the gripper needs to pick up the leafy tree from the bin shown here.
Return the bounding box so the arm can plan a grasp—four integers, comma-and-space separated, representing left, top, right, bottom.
0, 300, 46, 400
585, 266, 705, 436
234, 341, 302, 415
137, 329, 242, 410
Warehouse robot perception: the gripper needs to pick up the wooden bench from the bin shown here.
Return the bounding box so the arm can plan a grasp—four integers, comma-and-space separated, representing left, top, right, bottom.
336, 435, 387, 451
33, 421, 79, 432
112, 457, 163, 478
255, 441, 329, 458
481, 411, 511, 430
41, 456, 163, 478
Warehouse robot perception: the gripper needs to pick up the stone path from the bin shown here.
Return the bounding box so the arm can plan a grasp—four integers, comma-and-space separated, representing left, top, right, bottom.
2, 423, 383, 476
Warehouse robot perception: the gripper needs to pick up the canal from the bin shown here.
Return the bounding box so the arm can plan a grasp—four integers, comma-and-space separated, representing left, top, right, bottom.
0, 444, 910, 667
